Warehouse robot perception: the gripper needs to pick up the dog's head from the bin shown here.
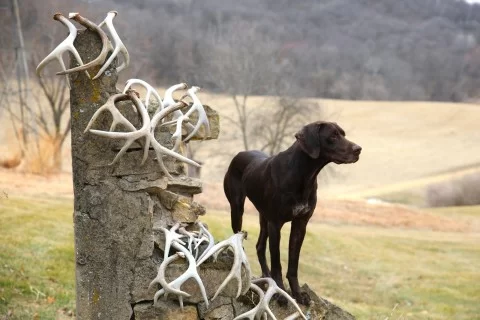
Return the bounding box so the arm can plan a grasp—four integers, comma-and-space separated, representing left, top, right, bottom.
295, 121, 361, 164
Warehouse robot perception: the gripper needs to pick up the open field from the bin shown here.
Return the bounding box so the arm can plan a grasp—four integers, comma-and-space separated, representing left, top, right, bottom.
2, 94, 480, 205
1, 195, 479, 320
1, 95, 480, 319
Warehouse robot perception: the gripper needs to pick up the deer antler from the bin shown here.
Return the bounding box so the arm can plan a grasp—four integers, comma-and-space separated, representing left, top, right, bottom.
197, 232, 251, 300
180, 86, 211, 142
57, 12, 110, 76
123, 78, 164, 113
160, 223, 185, 262
149, 224, 209, 310
35, 13, 89, 88
196, 222, 215, 262
85, 88, 200, 177
84, 93, 135, 133
93, 11, 129, 79
161, 83, 195, 151
233, 278, 307, 320
148, 252, 191, 309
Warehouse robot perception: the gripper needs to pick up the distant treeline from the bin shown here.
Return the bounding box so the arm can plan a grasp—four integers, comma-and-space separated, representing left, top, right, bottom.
2, 0, 479, 101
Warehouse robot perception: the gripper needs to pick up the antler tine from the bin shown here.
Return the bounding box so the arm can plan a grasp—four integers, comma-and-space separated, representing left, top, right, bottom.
149, 252, 191, 309
36, 13, 89, 88
181, 86, 211, 142
196, 222, 215, 262
88, 90, 151, 165
84, 93, 134, 133
178, 227, 196, 253
150, 238, 209, 309
197, 232, 251, 300
232, 283, 266, 320
93, 11, 130, 79
57, 12, 110, 76
123, 79, 164, 113
163, 83, 188, 109
161, 223, 185, 262
148, 101, 201, 178
172, 242, 209, 308
251, 278, 308, 320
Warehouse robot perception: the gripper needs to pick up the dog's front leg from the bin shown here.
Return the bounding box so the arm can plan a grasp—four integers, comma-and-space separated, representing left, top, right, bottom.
287, 218, 311, 305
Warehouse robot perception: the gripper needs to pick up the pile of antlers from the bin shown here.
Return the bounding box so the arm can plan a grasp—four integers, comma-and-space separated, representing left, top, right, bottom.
84, 79, 210, 177
149, 222, 251, 310
150, 222, 307, 319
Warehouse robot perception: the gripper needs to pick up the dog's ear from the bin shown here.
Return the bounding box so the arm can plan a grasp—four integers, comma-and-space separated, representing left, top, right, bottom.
295, 125, 321, 159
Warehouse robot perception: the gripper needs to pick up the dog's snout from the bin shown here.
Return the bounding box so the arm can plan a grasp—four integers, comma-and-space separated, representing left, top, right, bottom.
352, 144, 362, 155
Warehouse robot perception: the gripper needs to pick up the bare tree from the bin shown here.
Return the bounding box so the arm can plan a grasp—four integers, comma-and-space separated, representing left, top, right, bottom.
252, 98, 318, 156
33, 72, 71, 170
197, 21, 285, 151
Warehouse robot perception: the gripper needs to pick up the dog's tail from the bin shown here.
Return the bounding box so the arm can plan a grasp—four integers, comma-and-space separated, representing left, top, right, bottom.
224, 151, 263, 233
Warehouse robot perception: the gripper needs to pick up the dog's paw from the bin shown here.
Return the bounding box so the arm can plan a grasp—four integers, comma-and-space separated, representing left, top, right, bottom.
294, 291, 311, 306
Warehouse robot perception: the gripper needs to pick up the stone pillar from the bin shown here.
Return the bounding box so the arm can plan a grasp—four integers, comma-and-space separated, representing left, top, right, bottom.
69, 29, 219, 320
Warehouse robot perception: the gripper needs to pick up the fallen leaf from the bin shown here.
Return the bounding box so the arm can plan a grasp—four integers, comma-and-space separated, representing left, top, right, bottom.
47, 296, 55, 304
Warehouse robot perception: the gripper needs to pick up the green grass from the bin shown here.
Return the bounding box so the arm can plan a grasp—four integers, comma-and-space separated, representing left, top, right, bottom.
1, 198, 479, 320
0, 197, 75, 319
203, 210, 480, 320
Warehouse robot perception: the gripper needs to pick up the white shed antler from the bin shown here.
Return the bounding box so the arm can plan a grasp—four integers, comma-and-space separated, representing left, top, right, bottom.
180, 86, 211, 142
233, 278, 307, 320
197, 232, 251, 300
196, 222, 215, 262
148, 252, 190, 307
161, 83, 194, 151
161, 223, 185, 262
93, 11, 129, 79
84, 92, 135, 133
85, 89, 201, 178
57, 12, 110, 76
149, 223, 209, 310
35, 13, 89, 89
149, 244, 209, 310
123, 79, 164, 113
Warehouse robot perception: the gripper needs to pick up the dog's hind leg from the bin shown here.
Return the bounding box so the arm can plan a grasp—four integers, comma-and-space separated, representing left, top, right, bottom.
224, 167, 246, 233
256, 215, 270, 277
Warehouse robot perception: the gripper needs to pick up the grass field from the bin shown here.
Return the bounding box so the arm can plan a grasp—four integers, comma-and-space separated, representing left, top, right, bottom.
1, 196, 479, 320
1, 90, 480, 319
0, 197, 75, 319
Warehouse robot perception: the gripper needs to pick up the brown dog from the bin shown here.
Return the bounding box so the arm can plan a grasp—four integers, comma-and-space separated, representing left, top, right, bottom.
223, 121, 361, 304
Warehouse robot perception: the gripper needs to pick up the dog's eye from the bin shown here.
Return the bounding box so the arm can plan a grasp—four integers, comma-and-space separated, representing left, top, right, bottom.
328, 136, 337, 144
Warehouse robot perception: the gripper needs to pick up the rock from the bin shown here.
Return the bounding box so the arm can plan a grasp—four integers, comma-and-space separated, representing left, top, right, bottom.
171, 197, 206, 223
167, 176, 203, 195
133, 301, 198, 320
301, 284, 356, 320
197, 296, 233, 320
118, 177, 168, 194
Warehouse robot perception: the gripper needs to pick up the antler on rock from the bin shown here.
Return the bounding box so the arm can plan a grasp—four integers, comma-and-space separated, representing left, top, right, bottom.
57, 12, 110, 76
197, 232, 251, 300
150, 224, 209, 310
233, 278, 307, 320
35, 13, 89, 88
93, 11, 129, 79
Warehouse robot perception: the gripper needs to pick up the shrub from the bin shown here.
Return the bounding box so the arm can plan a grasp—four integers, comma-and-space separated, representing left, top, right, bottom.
426, 172, 480, 207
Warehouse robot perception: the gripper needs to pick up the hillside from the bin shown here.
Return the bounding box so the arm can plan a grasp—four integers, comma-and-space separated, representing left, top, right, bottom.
1, 0, 480, 101
193, 93, 480, 201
